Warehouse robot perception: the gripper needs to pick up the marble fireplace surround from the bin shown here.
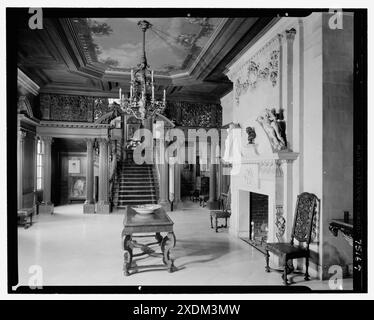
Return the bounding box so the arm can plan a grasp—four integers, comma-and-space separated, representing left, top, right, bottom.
230, 144, 299, 247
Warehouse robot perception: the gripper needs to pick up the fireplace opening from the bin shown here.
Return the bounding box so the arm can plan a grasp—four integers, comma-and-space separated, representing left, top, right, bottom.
245, 192, 269, 253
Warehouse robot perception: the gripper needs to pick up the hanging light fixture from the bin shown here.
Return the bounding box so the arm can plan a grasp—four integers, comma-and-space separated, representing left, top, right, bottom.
111, 20, 166, 121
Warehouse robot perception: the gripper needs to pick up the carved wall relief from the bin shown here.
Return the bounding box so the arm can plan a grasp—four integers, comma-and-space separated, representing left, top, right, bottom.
259, 160, 276, 180
233, 43, 280, 105
163, 101, 222, 128
17, 95, 33, 117
275, 205, 286, 242
39, 94, 111, 122
256, 108, 287, 151
244, 164, 259, 188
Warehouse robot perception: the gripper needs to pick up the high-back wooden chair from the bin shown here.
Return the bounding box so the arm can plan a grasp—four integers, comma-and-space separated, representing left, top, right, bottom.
209, 191, 231, 232
265, 192, 320, 285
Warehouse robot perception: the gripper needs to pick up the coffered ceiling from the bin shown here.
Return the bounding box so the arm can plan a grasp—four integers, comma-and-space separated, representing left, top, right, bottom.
17, 15, 276, 103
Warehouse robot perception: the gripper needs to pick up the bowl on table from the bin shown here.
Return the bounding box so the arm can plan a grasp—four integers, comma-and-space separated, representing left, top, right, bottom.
132, 204, 162, 216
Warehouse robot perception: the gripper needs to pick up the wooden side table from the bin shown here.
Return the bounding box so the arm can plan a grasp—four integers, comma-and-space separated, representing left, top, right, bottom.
329, 219, 353, 246
121, 206, 176, 276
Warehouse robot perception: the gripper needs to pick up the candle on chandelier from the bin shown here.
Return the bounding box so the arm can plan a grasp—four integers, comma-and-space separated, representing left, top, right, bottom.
151, 70, 154, 83
119, 88, 122, 100
163, 89, 166, 103
131, 69, 134, 81
152, 85, 154, 100
130, 85, 133, 99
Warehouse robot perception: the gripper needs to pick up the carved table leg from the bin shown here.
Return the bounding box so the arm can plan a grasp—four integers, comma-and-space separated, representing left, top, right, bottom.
304, 257, 310, 281
155, 232, 163, 245
123, 235, 133, 276
283, 265, 289, 285
265, 250, 270, 272
161, 232, 176, 273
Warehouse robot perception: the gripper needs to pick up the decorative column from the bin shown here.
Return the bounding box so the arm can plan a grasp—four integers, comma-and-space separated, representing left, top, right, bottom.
123, 114, 129, 161
33, 136, 39, 213
173, 163, 181, 209
281, 159, 295, 241
158, 139, 170, 211
285, 28, 296, 150
96, 138, 111, 214
83, 138, 95, 213
207, 139, 219, 209
17, 130, 26, 210
39, 136, 54, 214
207, 161, 219, 209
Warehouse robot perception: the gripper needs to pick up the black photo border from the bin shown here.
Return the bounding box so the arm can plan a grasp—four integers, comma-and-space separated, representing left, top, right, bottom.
6, 7, 368, 294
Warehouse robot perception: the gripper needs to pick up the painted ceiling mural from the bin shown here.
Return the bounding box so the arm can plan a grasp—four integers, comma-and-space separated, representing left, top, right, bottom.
72, 17, 222, 74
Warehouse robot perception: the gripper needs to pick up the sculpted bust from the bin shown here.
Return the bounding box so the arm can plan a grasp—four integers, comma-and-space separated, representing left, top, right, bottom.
245, 126, 256, 144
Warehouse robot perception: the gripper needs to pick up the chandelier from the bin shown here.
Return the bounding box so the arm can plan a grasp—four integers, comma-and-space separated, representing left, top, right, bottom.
113, 20, 166, 121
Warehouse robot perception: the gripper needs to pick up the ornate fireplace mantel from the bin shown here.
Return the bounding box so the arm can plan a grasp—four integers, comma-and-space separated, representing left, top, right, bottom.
231, 142, 299, 243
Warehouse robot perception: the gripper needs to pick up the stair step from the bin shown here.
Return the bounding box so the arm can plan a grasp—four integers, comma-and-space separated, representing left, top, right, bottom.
119, 179, 153, 182
118, 201, 156, 204
118, 190, 155, 194
114, 162, 158, 208
118, 185, 156, 189
121, 166, 151, 169
121, 172, 151, 175
118, 198, 156, 201
119, 175, 153, 178
119, 179, 154, 182
118, 193, 156, 197
118, 200, 157, 205
119, 181, 154, 185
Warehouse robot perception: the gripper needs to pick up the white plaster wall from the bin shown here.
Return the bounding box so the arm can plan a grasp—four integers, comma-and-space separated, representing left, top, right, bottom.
320, 13, 354, 279
225, 12, 354, 280
226, 14, 326, 279
302, 14, 323, 199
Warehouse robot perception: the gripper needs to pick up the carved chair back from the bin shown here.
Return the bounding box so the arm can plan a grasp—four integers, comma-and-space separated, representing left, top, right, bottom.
290, 192, 320, 248
219, 192, 231, 214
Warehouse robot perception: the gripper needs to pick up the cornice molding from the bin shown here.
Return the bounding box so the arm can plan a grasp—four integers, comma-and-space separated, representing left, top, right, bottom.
18, 114, 40, 127
17, 69, 40, 96
39, 120, 113, 129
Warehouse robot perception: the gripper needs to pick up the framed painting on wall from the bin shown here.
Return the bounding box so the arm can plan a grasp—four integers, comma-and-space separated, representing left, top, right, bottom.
69, 176, 86, 200
68, 159, 80, 174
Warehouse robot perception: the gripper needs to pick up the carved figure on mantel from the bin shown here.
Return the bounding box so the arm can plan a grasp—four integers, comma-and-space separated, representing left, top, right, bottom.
245, 126, 256, 144
256, 108, 287, 151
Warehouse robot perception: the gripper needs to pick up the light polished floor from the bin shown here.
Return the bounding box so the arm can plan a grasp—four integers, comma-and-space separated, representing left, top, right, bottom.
17, 201, 352, 290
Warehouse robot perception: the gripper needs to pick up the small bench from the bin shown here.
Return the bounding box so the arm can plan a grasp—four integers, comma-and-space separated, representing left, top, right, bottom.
18, 207, 34, 229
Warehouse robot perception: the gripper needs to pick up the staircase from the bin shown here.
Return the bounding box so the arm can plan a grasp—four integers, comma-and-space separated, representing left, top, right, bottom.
116, 155, 158, 209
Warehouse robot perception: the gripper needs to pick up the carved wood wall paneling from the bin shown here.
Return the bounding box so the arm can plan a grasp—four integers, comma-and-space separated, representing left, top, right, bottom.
93, 97, 110, 122
163, 101, 222, 128
39, 93, 110, 122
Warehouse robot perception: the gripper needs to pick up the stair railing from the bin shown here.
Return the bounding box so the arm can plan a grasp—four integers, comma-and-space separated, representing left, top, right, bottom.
153, 138, 161, 202
109, 145, 118, 206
